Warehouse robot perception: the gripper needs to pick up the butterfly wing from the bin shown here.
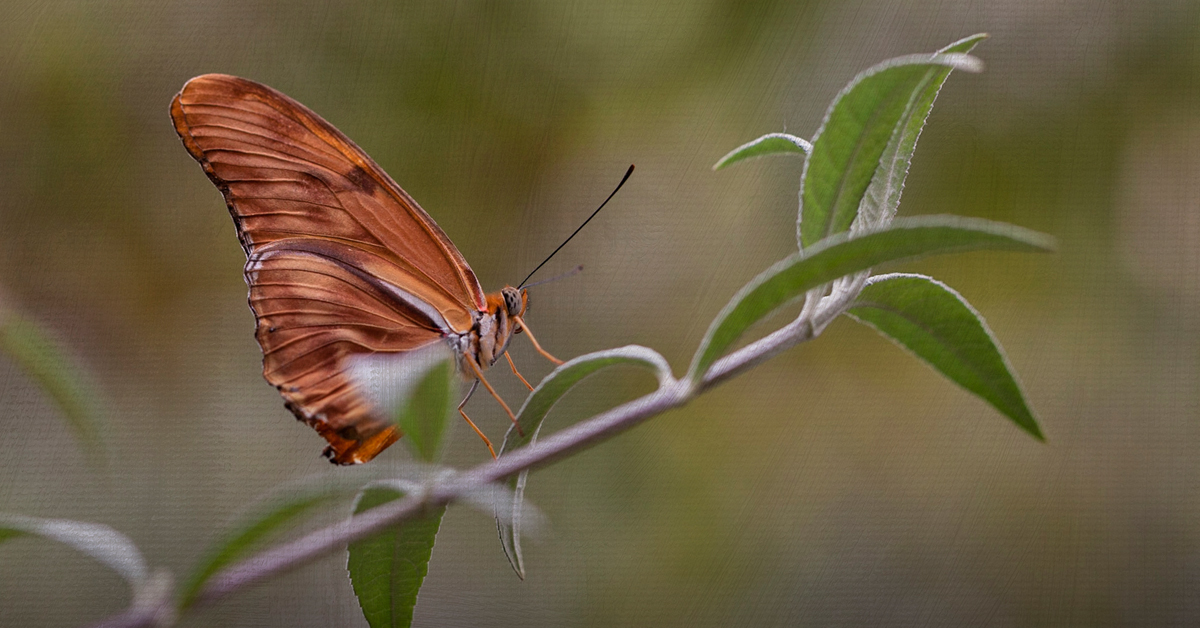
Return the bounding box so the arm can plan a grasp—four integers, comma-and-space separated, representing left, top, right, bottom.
171, 74, 485, 463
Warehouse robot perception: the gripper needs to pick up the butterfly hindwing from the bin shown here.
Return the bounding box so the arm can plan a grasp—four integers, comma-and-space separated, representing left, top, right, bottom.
248, 242, 450, 463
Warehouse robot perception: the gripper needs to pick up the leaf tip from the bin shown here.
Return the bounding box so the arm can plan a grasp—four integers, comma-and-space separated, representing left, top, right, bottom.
712, 152, 739, 171
713, 133, 810, 171
1009, 228, 1057, 253
1035, 233, 1059, 252
942, 52, 985, 74
940, 33, 990, 55
1021, 417, 1046, 442
1001, 396, 1044, 443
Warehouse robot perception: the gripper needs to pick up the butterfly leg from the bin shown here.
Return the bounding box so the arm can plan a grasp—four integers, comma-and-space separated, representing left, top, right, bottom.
464, 357, 524, 436
457, 380, 497, 458
505, 352, 535, 391
513, 317, 563, 365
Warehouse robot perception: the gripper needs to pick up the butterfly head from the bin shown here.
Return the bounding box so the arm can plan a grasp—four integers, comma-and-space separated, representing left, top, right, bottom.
501, 285, 528, 323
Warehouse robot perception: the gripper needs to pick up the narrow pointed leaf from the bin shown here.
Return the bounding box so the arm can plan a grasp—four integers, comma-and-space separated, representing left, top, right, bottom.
348, 486, 444, 628
855, 34, 987, 231
180, 473, 376, 607
0, 310, 106, 463
348, 344, 457, 463
496, 345, 674, 578
798, 52, 982, 248
690, 216, 1054, 381
846, 273, 1042, 439
501, 346, 674, 455
713, 133, 811, 170
0, 513, 147, 588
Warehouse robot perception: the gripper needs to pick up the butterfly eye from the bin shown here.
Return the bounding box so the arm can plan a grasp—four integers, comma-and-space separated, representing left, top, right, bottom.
502, 286, 523, 317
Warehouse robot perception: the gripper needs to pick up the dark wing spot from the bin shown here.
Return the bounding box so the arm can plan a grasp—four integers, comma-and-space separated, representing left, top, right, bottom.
345, 166, 377, 193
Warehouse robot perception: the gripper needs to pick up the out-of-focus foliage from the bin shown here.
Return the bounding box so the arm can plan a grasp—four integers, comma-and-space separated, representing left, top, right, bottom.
0, 513, 146, 589
0, 308, 106, 461
2, 0, 1199, 626
349, 345, 459, 463
178, 471, 383, 608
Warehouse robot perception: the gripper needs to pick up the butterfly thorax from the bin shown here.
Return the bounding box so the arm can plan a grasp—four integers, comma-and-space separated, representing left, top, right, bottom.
455, 286, 527, 375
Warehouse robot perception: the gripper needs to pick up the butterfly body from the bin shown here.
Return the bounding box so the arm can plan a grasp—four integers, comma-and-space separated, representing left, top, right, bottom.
472, 287, 527, 369
171, 74, 533, 464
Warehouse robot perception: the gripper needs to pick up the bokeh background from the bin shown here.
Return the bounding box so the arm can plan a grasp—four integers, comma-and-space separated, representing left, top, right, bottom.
2, 0, 1198, 626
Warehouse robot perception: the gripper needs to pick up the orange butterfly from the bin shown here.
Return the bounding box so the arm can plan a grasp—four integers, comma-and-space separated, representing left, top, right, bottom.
170, 74, 567, 464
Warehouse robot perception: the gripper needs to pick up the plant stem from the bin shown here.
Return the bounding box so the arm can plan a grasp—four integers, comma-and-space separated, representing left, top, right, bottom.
88, 279, 860, 627
192, 380, 692, 605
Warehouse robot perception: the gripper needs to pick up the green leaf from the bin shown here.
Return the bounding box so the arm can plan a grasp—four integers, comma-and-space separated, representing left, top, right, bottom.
390, 358, 456, 463
713, 133, 811, 170
348, 344, 457, 463
496, 345, 673, 578
348, 485, 444, 628
500, 346, 674, 455
0, 512, 147, 588
846, 273, 1043, 439
689, 215, 1055, 381
179, 473, 375, 607
0, 309, 106, 463
798, 51, 982, 249
855, 34, 987, 231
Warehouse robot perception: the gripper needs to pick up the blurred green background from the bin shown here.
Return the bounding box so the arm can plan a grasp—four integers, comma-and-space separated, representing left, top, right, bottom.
2, 0, 1198, 626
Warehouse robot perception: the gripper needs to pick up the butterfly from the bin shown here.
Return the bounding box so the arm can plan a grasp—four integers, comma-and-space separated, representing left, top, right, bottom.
170, 74, 571, 464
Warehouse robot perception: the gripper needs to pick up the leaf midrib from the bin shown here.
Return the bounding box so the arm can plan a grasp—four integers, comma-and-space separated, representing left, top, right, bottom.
817, 79, 912, 243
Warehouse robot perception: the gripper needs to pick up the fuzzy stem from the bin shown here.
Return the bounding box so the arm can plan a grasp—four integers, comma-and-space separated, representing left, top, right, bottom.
88, 279, 864, 627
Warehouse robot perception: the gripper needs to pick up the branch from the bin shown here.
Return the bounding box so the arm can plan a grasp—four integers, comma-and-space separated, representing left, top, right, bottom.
191, 289, 853, 607
87, 283, 853, 627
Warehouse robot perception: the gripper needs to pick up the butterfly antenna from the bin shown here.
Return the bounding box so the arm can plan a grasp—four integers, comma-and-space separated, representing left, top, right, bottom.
523, 264, 584, 289
518, 164, 634, 289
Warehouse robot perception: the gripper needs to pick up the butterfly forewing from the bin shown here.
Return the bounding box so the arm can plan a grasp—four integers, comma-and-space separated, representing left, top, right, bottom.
171, 74, 487, 463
